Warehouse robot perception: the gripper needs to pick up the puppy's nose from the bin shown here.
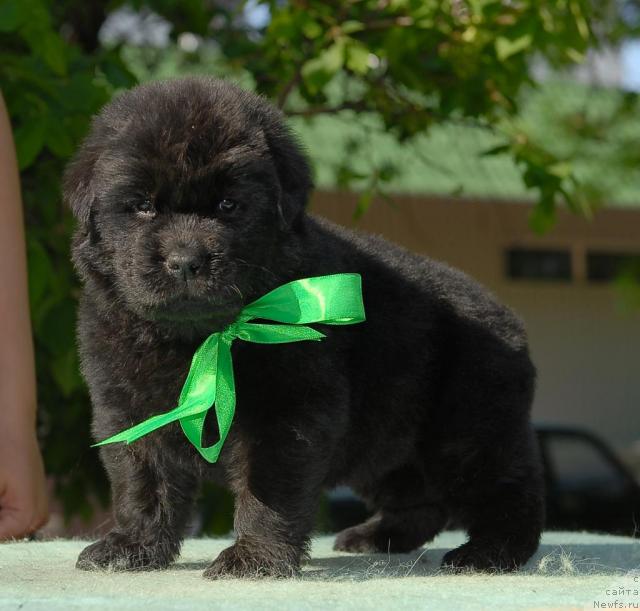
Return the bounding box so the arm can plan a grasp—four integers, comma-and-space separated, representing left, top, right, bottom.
164, 248, 206, 280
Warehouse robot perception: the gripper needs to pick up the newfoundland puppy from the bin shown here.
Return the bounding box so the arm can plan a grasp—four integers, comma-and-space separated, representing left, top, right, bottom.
64, 77, 544, 578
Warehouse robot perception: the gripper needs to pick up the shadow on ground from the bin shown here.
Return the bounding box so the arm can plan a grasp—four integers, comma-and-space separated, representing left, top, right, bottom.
302, 542, 640, 580
171, 538, 640, 580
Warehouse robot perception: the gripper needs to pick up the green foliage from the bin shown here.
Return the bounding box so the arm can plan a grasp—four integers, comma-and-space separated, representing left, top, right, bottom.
0, 0, 637, 525
0, 0, 137, 520
213, 0, 601, 224
615, 261, 640, 312
498, 82, 640, 231
125, 0, 629, 228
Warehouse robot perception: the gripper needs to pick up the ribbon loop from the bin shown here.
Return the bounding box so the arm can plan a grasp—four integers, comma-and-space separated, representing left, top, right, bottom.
94, 274, 365, 463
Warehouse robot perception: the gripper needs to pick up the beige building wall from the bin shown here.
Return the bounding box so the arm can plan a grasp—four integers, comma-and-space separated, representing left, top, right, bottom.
40, 190, 640, 539
312, 191, 640, 453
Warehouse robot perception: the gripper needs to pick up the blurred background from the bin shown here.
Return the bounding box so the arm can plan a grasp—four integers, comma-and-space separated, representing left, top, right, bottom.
1, 0, 639, 538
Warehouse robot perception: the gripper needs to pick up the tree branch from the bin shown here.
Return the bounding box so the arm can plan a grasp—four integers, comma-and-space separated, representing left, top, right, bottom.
285, 100, 370, 117
277, 65, 304, 109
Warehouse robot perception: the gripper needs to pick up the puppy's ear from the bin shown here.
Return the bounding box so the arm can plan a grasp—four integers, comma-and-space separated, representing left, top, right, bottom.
261, 111, 313, 230
63, 140, 101, 244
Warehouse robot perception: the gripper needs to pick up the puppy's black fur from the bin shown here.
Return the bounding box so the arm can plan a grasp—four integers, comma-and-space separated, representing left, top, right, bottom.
64, 77, 544, 578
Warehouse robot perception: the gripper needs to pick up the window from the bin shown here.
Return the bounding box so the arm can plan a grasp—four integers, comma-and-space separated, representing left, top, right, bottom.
506, 248, 572, 281
587, 252, 640, 282
545, 436, 627, 498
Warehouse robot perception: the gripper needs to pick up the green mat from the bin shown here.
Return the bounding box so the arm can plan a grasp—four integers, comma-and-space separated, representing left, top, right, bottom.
1, 531, 639, 610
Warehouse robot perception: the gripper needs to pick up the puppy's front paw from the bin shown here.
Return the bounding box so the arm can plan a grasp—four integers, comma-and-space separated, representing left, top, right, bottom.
76, 532, 176, 571
203, 543, 299, 579
441, 541, 519, 572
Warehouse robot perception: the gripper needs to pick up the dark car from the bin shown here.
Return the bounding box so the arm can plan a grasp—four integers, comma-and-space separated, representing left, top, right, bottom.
537, 424, 640, 535
327, 424, 640, 536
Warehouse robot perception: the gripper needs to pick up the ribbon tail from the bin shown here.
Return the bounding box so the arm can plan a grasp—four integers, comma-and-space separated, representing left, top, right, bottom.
178, 333, 220, 404
95, 333, 222, 450
181, 339, 236, 463
93, 405, 192, 447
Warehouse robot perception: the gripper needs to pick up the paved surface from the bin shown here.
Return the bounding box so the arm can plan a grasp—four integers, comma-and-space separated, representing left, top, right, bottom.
1, 531, 639, 610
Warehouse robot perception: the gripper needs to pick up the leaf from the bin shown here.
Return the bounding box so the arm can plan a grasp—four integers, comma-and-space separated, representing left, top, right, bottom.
51, 349, 82, 397
56, 72, 108, 112
495, 34, 533, 61
569, 0, 590, 40
345, 40, 370, 75
14, 117, 47, 170
38, 32, 68, 76
19, 11, 68, 76
529, 197, 556, 234
354, 190, 373, 219
100, 50, 139, 89
336, 165, 368, 187
377, 162, 398, 182
301, 39, 345, 93
45, 118, 75, 158
40, 299, 77, 355
481, 144, 511, 157
566, 47, 585, 63
301, 18, 322, 39
341, 20, 364, 34
547, 161, 572, 179
614, 266, 640, 313
26, 237, 53, 308
0, 0, 24, 32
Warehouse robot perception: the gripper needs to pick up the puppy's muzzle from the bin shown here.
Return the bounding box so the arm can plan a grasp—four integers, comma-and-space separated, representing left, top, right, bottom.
164, 246, 207, 281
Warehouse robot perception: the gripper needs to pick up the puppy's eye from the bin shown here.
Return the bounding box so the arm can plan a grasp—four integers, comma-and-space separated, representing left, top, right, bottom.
217, 199, 237, 214
135, 199, 155, 216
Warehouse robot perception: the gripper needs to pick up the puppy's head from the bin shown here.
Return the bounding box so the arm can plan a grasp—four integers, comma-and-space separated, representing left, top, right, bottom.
64, 78, 312, 331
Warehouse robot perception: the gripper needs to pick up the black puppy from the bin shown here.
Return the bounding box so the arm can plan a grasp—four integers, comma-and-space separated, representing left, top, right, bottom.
64, 77, 544, 578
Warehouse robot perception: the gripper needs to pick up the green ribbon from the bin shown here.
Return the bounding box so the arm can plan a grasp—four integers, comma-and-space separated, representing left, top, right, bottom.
93, 273, 365, 463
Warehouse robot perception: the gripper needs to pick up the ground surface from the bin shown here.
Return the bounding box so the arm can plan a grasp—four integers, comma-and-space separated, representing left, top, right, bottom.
1, 531, 639, 610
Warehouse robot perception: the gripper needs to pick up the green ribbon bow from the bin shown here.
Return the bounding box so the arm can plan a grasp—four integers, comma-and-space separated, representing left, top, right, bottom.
94, 273, 365, 463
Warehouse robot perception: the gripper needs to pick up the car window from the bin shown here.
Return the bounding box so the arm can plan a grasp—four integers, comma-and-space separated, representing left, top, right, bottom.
546, 436, 628, 497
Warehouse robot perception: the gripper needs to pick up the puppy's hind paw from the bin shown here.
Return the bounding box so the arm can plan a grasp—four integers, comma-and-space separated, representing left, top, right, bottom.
441, 541, 520, 573
333, 524, 379, 554
76, 532, 175, 572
